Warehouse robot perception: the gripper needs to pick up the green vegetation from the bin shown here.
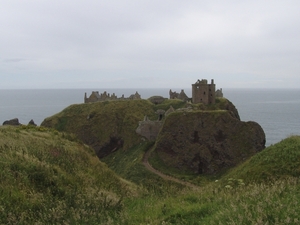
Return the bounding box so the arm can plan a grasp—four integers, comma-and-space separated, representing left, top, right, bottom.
107, 136, 300, 224
42, 100, 156, 151
2, 98, 300, 224
1, 125, 300, 224
0, 126, 134, 224
102, 142, 185, 196
221, 135, 300, 183
41, 98, 237, 155
148, 146, 213, 186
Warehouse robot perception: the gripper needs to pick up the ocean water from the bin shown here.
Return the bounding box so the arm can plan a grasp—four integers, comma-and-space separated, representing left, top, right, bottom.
0, 88, 299, 146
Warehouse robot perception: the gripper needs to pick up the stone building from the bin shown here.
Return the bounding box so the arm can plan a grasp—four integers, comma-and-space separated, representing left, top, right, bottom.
84, 91, 141, 103
192, 79, 216, 104
215, 88, 223, 98
169, 89, 189, 101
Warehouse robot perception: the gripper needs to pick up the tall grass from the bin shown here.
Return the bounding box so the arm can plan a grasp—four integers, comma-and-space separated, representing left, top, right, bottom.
0, 126, 135, 224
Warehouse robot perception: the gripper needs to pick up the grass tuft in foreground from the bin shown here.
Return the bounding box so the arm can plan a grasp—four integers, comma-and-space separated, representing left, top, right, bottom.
0, 126, 135, 224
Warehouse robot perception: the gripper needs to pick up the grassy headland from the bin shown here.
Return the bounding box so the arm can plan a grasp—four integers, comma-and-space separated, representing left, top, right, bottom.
2, 98, 299, 224
1, 125, 299, 224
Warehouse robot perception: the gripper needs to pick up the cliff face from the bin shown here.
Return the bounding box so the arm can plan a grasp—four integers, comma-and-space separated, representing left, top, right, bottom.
154, 110, 265, 174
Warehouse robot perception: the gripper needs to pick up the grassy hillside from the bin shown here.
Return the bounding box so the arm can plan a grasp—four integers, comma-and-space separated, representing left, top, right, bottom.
220, 135, 300, 183
102, 136, 300, 224
42, 100, 155, 153
0, 125, 136, 224
1, 125, 299, 224
101, 142, 187, 195
41, 98, 238, 159
7, 98, 300, 224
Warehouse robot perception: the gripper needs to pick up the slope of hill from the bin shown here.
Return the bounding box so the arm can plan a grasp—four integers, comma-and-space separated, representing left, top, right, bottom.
103, 135, 300, 224
0, 126, 136, 224
36, 98, 300, 224
1, 127, 299, 224
220, 135, 300, 183
41, 100, 156, 158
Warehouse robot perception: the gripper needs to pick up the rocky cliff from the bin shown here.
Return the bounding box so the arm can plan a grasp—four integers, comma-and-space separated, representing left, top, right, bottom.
154, 110, 265, 174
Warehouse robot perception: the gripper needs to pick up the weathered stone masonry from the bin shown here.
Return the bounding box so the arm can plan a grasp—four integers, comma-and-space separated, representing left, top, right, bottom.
192, 79, 216, 104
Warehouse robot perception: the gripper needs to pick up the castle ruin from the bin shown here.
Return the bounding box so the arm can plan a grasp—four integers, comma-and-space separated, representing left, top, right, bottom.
192, 79, 216, 104
85, 79, 222, 105
84, 91, 141, 103
169, 79, 222, 104
169, 89, 189, 101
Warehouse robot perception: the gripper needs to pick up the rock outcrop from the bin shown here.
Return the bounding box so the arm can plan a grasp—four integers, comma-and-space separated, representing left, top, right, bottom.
3, 118, 21, 126
148, 96, 166, 105
154, 110, 265, 174
28, 119, 37, 126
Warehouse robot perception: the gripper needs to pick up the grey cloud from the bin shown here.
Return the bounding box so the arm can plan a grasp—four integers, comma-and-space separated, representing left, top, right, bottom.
0, 0, 300, 88
3, 58, 26, 63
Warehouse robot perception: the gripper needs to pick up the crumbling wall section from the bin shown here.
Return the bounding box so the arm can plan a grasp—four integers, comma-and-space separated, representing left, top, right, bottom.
136, 119, 163, 141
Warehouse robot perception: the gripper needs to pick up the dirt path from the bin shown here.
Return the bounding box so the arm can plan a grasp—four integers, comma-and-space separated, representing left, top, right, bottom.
142, 148, 200, 190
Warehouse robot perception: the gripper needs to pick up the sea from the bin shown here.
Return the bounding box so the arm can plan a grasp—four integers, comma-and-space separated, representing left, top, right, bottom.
1, 88, 300, 147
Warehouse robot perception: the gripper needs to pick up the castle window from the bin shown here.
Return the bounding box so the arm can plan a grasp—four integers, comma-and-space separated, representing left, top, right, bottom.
204, 92, 206, 95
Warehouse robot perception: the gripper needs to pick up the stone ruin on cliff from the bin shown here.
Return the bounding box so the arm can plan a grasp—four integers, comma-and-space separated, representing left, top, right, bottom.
84, 79, 223, 104
84, 91, 141, 103
136, 79, 224, 140
169, 79, 223, 104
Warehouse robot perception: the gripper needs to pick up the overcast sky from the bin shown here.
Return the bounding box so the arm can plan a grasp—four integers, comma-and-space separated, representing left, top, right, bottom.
1, 0, 299, 89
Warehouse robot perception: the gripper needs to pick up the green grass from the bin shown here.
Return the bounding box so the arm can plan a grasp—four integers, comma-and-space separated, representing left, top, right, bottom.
101, 141, 186, 196
121, 176, 300, 224
103, 135, 300, 224
220, 135, 300, 183
0, 126, 135, 224
3, 96, 300, 224
148, 146, 214, 186
1, 126, 300, 224
42, 100, 156, 151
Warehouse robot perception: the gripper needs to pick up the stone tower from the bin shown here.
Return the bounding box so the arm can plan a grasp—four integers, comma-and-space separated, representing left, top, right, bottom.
192, 79, 216, 104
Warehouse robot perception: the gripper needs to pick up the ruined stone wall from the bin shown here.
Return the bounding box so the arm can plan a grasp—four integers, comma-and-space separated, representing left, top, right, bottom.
85, 91, 141, 103
216, 88, 223, 98
85, 91, 100, 103
136, 120, 163, 141
208, 82, 216, 104
169, 89, 189, 101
